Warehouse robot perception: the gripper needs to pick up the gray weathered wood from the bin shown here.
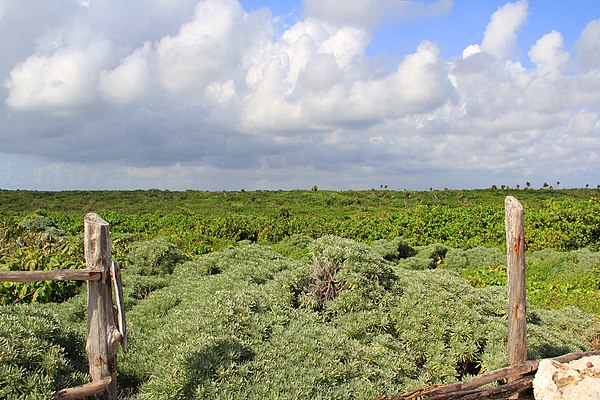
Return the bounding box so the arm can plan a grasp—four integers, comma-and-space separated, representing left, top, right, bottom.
0, 269, 101, 283
54, 376, 112, 400
111, 260, 128, 353
85, 213, 120, 400
505, 196, 527, 398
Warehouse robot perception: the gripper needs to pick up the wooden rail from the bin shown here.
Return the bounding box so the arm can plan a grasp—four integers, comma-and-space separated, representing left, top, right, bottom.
0, 269, 101, 282
0, 213, 126, 400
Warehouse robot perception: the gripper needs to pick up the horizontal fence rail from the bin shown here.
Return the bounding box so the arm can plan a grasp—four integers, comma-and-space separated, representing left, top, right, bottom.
0, 269, 101, 282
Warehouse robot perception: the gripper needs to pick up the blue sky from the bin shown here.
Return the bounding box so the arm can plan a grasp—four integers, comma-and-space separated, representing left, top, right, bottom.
1, 0, 600, 190
368, 1, 592, 62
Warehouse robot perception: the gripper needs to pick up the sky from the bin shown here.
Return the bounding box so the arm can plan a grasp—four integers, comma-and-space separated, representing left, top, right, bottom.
1, 0, 600, 191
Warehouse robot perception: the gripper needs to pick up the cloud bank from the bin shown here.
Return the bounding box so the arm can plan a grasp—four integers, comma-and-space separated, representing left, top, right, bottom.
1, 0, 600, 190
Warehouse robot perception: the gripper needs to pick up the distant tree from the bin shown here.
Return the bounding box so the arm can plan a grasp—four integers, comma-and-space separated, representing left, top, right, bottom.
586, 183, 589, 188
516, 184, 520, 190
543, 182, 549, 189
525, 182, 531, 190
556, 181, 560, 188
491, 185, 498, 191
311, 185, 318, 192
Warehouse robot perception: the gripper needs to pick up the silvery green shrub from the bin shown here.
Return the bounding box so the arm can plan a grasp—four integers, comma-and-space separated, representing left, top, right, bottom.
126, 238, 189, 276
0, 305, 87, 399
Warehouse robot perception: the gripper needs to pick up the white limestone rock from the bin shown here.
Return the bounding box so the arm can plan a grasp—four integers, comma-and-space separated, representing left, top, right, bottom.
533, 355, 600, 399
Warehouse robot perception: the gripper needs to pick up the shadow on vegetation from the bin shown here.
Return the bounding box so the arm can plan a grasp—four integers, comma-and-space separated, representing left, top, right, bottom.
529, 343, 572, 360
183, 338, 254, 397
117, 370, 144, 399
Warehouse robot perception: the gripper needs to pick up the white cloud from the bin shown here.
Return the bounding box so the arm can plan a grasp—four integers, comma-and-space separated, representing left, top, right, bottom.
481, 0, 528, 59
154, 0, 266, 96
529, 31, 568, 78
575, 19, 600, 71
98, 41, 154, 104
2, 0, 600, 191
462, 44, 481, 59
5, 36, 112, 112
318, 26, 371, 67
349, 41, 454, 119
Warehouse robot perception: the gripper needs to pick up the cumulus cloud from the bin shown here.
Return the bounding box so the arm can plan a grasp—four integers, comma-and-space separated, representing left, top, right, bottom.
349, 41, 454, 119
1, 0, 600, 190
481, 0, 527, 59
155, 0, 247, 95
575, 19, 600, 71
98, 42, 154, 104
5, 35, 112, 112
529, 31, 569, 78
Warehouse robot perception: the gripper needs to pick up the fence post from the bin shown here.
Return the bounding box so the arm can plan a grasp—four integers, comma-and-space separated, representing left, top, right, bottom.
505, 196, 527, 394
84, 213, 120, 400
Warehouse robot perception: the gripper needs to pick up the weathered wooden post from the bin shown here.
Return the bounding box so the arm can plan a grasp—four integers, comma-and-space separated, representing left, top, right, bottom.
505, 196, 527, 397
84, 213, 120, 400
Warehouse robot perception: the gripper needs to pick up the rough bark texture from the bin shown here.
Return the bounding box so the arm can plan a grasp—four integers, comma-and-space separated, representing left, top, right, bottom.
505, 196, 527, 369
84, 213, 120, 400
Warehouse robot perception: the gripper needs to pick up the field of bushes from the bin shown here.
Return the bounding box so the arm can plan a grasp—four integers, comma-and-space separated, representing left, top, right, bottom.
1, 188, 600, 399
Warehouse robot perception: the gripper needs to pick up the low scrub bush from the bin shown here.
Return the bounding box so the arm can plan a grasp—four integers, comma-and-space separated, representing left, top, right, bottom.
3, 233, 599, 399
18, 215, 66, 241
115, 238, 598, 399
0, 305, 87, 399
126, 238, 190, 276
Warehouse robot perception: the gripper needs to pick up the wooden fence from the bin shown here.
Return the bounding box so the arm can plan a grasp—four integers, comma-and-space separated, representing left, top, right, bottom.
0, 213, 127, 400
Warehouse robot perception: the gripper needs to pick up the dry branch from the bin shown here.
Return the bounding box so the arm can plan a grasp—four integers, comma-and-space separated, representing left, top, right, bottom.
54, 376, 112, 400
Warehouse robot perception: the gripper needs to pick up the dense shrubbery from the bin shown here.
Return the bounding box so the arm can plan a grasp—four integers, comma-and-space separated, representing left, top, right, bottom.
110, 238, 598, 399
0, 305, 87, 399
1, 235, 598, 399
3, 190, 600, 256
1, 190, 600, 399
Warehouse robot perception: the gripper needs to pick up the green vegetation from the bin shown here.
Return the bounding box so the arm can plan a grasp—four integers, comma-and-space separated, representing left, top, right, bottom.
0, 305, 87, 399
1, 189, 599, 398
1, 188, 600, 254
